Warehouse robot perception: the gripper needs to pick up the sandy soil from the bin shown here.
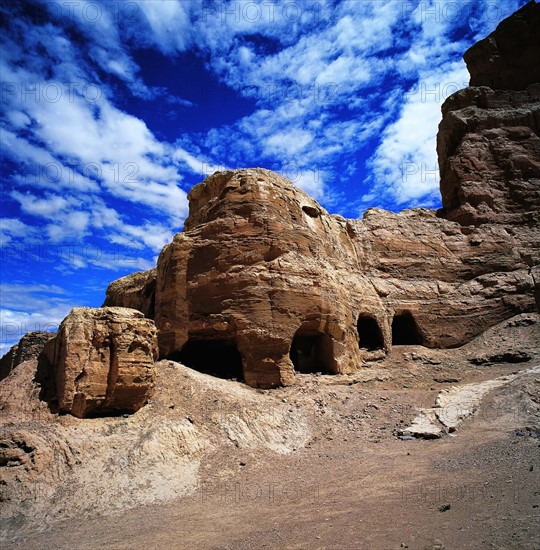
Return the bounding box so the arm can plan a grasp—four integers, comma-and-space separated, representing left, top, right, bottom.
1, 314, 539, 549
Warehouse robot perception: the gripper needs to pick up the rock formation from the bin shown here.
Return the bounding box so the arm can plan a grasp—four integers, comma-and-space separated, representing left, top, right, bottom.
41, 307, 158, 418
103, 2, 539, 389
463, 0, 540, 91
0, 331, 54, 382
1, 2, 538, 402
438, 1, 540, 226
437, 86, 540, 226
103, 268, 156, 318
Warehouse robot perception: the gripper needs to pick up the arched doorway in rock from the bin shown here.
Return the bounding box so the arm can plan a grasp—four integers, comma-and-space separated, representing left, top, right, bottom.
391, 311, 423, 345
357, 314, 384, 351
289, 326, 335, 374
172, 338, 244, 380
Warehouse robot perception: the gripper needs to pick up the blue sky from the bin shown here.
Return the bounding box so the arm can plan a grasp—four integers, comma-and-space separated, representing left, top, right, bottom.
0, 0, 527, 354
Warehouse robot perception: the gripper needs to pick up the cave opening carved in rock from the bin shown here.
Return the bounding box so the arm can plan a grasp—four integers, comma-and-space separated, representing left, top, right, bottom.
173, 339, 244, 380
391, 311, 423, 345
357, 314, 384, 351
289, 330, 335, 374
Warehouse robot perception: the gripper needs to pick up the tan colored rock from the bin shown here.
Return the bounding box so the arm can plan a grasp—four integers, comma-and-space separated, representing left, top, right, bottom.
155, 169, 376, 388
103, 5, 539, 389
439, 3, 540, 226
103, 268, 156, 318
148, 168, 537, 388
43, 307, 158, 417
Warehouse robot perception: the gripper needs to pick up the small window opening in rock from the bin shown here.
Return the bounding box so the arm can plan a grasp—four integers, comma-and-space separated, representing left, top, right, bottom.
391, 311, 423, 345
302, 205, 320, 218
357, 314, 384, 350
172, 339, 244, 380
289, 331, 334, 374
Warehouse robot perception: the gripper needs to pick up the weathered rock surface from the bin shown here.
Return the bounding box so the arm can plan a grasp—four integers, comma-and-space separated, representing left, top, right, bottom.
42, 307, 158, 418
103, 268, 156, 318
44, 2, 540, 389
0, 331, 54, 382
438, 1, 540, 226
401, 364, 540, 439
149, 168, 537, 388
464, 1, 540, 91
437, 85, 540, 225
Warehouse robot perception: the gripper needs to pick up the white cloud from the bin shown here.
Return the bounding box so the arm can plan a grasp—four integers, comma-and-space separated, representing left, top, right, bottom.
363, 60, 469, 208
0, 219, 38, 244
1, 18, 190, 225
11, 191, 79, 218
264, 128, 314, 157
172, 148, 210, 175
0, 283, 75, 353
135, 0, 192, 54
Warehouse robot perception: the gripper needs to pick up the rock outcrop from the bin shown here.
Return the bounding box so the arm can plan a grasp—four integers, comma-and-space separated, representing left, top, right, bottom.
437, 86, 540, 225
99, 3, 539, 389
438, 1, 540, 226
0, 331, 54, 382
147, 169, 537, 388
463, 1, 540, 91
42, 307, 158, 418
103, 268, 156, 318
0, 2, 534, 395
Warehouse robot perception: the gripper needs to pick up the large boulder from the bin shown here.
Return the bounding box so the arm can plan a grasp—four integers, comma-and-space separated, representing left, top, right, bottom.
42, 307, 158, 418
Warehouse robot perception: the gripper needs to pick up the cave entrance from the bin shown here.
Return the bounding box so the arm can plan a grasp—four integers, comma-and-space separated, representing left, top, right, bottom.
391, 311, 423, 345
357, 314, 384, 351
174, 339, 244, 380
289, 330, 334, 374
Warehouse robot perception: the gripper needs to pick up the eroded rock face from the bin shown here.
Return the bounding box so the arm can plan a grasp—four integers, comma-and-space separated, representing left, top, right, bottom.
42, 307, 158, 418
0, 332, 54, 382
437, 85, 540, 225
103, 268, 156, 318
463, 1, 540, 91
155, 170, 367, 388
103, 3, 539, 389
148, 168, 537, 388
438, 1, 540, 226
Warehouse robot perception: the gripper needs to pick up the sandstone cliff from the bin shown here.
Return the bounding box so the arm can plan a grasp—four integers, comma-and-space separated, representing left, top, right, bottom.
148, 169, 536, 388
438, 1, 540, 226
2, 2, 538, 399
100, 2, 539, 389
463, 0, 540, 91
103, 268, 156, 318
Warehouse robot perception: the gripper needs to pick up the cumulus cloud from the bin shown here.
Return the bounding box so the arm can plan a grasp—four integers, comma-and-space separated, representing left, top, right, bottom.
363, 61, 470, 209
0, 283, 74, 354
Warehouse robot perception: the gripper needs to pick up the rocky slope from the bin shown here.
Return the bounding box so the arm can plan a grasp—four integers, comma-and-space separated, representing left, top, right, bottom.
0, 312, 538, 538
